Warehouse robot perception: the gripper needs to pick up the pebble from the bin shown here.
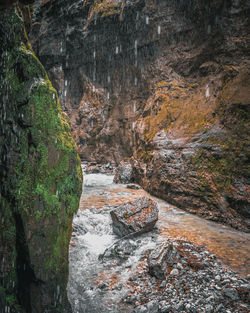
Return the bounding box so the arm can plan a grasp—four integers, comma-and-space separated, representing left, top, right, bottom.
223, 287, 239, 300
205, 304, 213, 312
160, 305, 172, 313
146, 300, 159, 313
134, 305, 147, 313
214, 303, 224, 312
215, 275, 220, 281
185, 303, 191, 310
175, 301, 184, 310
170, 269, 179, 276
177, 262, 183, 270
98, 283, 108, 289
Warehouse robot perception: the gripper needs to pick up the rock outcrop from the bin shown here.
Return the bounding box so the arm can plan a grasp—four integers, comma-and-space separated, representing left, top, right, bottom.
114, 161, 134, 184
30, 0, 250, 231
0, 4, 82, 312
110, 197, 158, 237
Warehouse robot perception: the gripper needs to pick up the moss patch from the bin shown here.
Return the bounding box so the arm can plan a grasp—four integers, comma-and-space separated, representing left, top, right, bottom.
142, 80, 216, 141
0, 6, 82, 311
92, 0, 119, 17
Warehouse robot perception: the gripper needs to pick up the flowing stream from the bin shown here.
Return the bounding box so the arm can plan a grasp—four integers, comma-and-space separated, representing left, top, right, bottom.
67, 171, 250, 313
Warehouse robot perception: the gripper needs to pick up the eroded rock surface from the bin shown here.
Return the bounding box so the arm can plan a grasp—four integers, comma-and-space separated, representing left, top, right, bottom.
30, 0, 250, 231
110, 197, 158, 237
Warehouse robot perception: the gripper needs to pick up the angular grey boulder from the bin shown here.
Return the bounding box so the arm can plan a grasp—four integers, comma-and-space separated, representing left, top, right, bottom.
147, 243, 176, 279
110, 197, 158, 237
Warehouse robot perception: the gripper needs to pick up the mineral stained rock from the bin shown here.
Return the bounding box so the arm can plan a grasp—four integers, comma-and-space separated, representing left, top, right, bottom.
110, 197, 158, 237
0, 5, 82, 312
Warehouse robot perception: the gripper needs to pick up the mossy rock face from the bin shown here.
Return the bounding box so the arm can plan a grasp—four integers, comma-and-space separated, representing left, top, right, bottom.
0, 6, 82, 313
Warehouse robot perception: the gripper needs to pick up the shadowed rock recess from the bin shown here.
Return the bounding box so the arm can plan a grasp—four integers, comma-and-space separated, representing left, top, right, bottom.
0, 4, 82, 313
30, 0, 250, 231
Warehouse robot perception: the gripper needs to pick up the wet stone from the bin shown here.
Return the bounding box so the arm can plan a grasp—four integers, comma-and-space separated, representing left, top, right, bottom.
114, 161, 133, 184
205, 304, 214, 313
175, 301, 184, 310
160, 280, 166, 288
160, 305, 172, 313
134, 305, 147, 313
146, 300, 159, 313
170, 269, 179, 276
223, 287, 239, 300
147, 243, 174, 279
127, 184, 141, 190
214, 304, 224, 312
110, 197, 158, 237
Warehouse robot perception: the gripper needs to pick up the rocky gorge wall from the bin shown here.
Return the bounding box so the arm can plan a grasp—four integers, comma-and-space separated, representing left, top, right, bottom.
30, 0, 250, 231
0, 3, 82, 312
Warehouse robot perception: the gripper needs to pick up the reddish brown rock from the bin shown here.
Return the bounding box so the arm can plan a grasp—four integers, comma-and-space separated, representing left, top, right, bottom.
110, 197, 158, 237
30, 0, 250, 231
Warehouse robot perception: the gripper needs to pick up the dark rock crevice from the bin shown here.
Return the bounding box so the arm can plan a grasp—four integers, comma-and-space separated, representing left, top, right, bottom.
14, 212, 42, 313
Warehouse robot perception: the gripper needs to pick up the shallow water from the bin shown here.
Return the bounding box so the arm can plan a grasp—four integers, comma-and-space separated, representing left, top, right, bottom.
68, 174, 160, 313
67, 172, 250, 312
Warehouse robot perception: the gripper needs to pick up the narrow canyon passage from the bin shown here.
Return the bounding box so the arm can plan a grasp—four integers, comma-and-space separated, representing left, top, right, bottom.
1, 1, 249, 312
67, 168, 250, 313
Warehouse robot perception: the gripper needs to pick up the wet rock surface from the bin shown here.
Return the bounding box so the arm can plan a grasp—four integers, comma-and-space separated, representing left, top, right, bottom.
83, 162, 115, 175
147, 243, 175, 280
68, 172, 250, 313
110, 197, 159, 237
30, 0, 250, 231
0, 5, 82, 312
124, 240, 250, 313
114, 161, 134, 184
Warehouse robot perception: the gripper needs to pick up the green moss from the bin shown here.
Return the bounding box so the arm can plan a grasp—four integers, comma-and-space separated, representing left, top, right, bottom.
142, 81, 216, 142
191, 132, 249, 193
6, 294, 16, 305
0, 5, 82, 310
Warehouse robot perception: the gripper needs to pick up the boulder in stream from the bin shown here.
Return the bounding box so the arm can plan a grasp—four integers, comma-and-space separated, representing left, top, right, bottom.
110, 197, 158, 237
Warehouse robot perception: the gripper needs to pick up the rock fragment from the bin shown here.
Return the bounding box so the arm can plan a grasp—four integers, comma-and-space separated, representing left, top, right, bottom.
223, 287, 239, 300
147, 243, 175, 279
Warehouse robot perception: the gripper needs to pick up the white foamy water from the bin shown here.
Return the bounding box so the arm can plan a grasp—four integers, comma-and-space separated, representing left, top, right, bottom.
83, 174, 114, 187
67, 173, 159, 313
68, 172, 250, 313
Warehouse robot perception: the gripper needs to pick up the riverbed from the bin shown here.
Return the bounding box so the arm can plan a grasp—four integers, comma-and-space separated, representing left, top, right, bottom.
67, 172, 250, 313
